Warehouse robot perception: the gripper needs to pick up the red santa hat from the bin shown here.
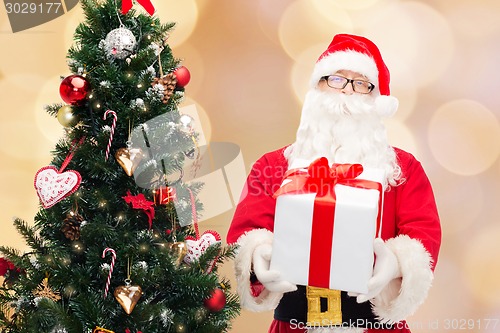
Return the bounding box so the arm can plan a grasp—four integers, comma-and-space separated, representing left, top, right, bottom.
310, 33, 398, 117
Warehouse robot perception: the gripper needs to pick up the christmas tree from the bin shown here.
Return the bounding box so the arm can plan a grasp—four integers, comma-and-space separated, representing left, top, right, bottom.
0, 0, 240, 332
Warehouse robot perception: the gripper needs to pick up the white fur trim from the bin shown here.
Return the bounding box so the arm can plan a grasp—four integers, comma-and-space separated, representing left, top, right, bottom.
371, 235, 434, 324
374, 95, 399, 118
233, 228, 284, 312
308, 328, 366, 333
310, 50, 379, 92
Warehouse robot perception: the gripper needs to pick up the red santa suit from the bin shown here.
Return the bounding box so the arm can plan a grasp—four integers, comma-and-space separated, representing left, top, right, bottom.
227, 146, 441, 333
226, 34, 441, 333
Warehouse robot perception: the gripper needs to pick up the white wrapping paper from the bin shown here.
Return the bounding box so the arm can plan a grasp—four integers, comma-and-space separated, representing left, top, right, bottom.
270, 164, 385, 294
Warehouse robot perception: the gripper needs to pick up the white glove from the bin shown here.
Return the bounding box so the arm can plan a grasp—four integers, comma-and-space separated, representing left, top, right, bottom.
252, 243, 297, 293
350, 238, 401, 303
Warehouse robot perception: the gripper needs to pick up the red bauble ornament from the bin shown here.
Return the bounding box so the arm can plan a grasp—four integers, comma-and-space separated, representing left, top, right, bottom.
203, 288, 226, 312
173, 66, 191, 88
60, 75, 90, 105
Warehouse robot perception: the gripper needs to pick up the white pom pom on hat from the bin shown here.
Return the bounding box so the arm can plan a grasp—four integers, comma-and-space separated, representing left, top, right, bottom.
375, 95, 399, 118
310, 33, 399, 117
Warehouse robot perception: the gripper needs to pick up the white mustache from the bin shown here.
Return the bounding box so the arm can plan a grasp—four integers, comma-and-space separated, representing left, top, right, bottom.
307, 90, 376, 117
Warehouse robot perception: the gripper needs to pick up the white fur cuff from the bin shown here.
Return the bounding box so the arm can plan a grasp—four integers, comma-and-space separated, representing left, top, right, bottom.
234, 228, 284, 312
371, 235, 434, 324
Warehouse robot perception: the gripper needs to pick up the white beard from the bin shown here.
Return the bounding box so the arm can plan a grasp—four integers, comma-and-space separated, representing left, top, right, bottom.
285, 89, 401, 186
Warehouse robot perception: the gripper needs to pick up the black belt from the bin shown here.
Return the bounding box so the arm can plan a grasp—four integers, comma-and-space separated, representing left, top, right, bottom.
274, 285, 393, 329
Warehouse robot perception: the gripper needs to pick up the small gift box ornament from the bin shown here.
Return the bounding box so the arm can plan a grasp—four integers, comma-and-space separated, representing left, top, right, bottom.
153, 186, 176, 205
270, 157, 385, 294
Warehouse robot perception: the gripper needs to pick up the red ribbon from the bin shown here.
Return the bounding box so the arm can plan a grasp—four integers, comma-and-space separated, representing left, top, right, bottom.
274, 157, 383, 288
122, 0, 155, 16
59, 136, 85, 172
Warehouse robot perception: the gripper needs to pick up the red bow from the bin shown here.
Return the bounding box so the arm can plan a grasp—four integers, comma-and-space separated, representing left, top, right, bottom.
122, 0, 155, 16
274, 157, 375, 196
274, 157, 383, 232
123, 191, 155, 229
0, 257, 19, 276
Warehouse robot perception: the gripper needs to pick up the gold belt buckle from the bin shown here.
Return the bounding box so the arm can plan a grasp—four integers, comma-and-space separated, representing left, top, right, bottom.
93, 327, 115, 333
306, 286, 342, 327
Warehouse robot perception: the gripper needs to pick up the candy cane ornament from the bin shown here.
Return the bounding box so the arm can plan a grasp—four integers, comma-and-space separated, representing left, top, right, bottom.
102, 247, 117, 298
103, 110, 117, 161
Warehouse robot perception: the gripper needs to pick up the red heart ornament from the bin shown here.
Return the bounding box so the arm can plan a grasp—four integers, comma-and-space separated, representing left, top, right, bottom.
34, 166, 81, 209
184, 230, 221, 273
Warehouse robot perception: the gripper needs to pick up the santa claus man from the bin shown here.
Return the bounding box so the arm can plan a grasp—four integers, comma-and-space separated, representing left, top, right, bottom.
226, 34, 441, 333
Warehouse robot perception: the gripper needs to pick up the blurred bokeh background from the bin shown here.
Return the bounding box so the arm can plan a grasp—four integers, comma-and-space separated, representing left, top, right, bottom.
1, 0, 500, 332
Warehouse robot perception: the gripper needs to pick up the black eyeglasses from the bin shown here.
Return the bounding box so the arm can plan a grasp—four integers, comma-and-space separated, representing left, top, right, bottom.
321, 75, 375, 94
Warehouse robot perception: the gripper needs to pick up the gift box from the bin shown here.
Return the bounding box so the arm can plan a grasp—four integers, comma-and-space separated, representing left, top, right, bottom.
270, 157, 385, 294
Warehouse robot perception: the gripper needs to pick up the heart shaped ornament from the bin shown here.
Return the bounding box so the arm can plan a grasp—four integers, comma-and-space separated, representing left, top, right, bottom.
184, 231, 221, 273
34, 166, 82, 209
115, 147, 144, 176
114, 282, 143, 315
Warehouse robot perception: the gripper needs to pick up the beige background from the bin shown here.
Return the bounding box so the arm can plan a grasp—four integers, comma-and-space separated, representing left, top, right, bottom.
1, 0, 500, 332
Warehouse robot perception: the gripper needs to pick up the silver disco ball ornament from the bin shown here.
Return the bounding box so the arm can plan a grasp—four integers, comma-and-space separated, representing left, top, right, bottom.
104, 27, 137, 60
